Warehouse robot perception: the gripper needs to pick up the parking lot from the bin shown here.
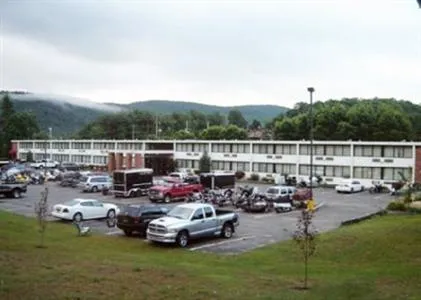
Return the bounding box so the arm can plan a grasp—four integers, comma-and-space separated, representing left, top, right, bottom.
0, 182, 392, 254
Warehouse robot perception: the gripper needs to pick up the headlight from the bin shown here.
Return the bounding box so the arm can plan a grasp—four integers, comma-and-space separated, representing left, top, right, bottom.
167, 228, 177, 233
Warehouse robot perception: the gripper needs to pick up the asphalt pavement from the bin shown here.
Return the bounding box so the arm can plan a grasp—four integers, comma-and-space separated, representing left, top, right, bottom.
0, 182, 392, 254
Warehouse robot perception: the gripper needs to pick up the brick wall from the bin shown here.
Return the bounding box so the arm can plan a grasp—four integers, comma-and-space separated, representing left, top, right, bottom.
415, 147, 421, 183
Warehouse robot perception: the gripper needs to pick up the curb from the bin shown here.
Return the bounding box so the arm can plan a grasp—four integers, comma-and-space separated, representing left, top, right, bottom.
340, 209, 387, 226
314, 201, 325, 211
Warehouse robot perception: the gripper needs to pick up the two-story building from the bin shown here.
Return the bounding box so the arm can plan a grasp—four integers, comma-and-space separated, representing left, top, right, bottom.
12, 139, 419, 186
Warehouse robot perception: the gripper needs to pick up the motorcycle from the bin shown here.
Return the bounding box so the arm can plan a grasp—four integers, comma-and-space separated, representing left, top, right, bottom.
234, 186, 255, 208
240, 193, 269, 213
186, 192, 205, 203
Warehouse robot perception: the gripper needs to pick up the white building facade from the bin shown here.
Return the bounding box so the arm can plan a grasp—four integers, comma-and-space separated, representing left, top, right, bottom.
12, 139, 419, 186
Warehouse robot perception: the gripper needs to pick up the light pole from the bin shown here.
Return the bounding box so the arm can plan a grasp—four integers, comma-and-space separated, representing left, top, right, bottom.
307, 87, 315, 201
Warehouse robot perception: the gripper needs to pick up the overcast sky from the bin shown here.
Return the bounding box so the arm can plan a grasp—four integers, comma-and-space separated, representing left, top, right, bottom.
1, 0, 420, 108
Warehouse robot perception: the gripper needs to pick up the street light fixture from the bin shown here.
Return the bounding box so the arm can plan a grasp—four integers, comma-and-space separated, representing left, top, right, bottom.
307, 87, 315, 201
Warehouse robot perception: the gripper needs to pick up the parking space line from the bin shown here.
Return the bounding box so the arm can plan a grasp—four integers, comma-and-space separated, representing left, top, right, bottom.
105, 230, 122, 235
189, 235, 255, 251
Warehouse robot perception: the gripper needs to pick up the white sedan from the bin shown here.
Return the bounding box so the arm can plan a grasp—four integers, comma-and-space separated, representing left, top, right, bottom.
51, 199, 120, 222
335, 180, 364, 193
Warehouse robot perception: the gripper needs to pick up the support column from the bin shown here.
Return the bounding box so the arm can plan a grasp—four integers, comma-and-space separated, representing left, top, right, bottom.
134, 154, 143, 168
126, 153, 133, 169
414, 147, 421, 183
115, 153, 123, 170
108, 153, 115, 173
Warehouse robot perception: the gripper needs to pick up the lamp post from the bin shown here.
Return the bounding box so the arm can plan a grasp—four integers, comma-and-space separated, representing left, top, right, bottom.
307, 87, 315, 201
44, 127, 52, 178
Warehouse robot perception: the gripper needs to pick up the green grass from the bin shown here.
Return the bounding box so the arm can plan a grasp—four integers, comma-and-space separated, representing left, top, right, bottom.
1, 212, 421, 300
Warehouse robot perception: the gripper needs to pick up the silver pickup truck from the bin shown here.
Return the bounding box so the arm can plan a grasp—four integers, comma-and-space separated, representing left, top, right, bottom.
146, 203, 240, 247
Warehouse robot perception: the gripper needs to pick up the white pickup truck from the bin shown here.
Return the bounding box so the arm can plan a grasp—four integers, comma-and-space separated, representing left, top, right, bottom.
30, 159, 59, 169
146, 203, 239, 247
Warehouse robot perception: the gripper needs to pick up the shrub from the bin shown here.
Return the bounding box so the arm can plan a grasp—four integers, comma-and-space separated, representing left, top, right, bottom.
403, 192, 413, 204
387, 201, 406, 211
235, 171, 245, 180
249, 173, 259, 181
407, 207, 421, 214
262, 177, 275, 184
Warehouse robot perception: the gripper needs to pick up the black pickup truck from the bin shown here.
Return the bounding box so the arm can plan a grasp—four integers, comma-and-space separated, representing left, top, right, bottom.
116, 204, 169, 236
0, 182, 28, 198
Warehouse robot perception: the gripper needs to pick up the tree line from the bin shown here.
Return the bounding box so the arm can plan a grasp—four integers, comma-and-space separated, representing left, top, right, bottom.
267, 98, 419, 141
76, 109, 260, 140
2, 94, 421, 156
0, 94, 46, 159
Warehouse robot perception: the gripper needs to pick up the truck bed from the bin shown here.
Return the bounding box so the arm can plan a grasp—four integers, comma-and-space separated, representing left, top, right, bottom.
215, 208, 235, 216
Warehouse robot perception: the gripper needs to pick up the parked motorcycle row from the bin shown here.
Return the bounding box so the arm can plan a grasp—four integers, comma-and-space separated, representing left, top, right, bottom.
185, 185, 299, 214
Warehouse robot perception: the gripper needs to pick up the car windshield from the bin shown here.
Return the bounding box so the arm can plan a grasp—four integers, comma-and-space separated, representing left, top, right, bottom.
63, 200, 80, 206
266, 188, 279, 194
167, 206, 194, 219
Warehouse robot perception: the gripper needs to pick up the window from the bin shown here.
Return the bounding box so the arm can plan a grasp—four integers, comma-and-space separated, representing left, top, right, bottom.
315, 145, 324, 155
387, 146, 412, 158
383, 168, 412, 181
52, 154, 70, 163
92, 201, 103, 207
275, 164, 296, 174
81, 201, 94, 207
325, 146, 334, 156
334, 145, 351, 156
353, 167, 381, 179
204, 206, 213, 218
299, 145, 309, 155
93, 156, 107, 165
192, 209, 204, 220
20, 142, 33, 149
253, 163, 269, 173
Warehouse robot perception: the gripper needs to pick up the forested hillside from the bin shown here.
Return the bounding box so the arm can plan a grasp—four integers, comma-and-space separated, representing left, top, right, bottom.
3, 92, 287, 135
268, 98, 420, 141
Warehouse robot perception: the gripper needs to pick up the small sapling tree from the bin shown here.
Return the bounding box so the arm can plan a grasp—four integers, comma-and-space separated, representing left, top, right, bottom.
199, 150, 211, 173
34, 186, 49, 248
293, 208, 318, 289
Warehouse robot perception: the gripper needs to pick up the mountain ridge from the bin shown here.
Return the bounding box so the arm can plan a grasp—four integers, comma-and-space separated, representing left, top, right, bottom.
1, 92, 289, 135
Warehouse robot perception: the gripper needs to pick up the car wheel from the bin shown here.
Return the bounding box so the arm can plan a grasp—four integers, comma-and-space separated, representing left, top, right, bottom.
123, 230, 132, 237
107, 209, 116, 219
164, 195, 171, 203
92, 186, 98, 193
176, 231, 189, 248
221, 223, 234, 238
12, 189, 21, 199
73, 212, 83, 222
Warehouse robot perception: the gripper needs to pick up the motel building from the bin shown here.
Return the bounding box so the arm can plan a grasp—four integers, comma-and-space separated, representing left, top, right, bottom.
11, 139, 421, 187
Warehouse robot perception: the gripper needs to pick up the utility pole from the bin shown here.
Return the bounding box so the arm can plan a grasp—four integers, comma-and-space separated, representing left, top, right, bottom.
185, 120, 189, 132
132, 124, 135, 140
155, 115, 159, 139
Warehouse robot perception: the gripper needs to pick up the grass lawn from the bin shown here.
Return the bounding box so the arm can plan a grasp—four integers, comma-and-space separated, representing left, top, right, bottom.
1, 211, 421, 300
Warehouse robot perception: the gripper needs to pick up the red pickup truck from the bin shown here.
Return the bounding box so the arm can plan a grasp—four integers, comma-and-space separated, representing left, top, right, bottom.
148, 177, 203, 203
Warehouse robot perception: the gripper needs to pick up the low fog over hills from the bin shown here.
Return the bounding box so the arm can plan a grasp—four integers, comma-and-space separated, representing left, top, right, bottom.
1, 91, 288, 136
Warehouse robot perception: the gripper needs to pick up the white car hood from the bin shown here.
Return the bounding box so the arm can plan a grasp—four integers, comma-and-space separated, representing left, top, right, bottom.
152, 216, 189, 227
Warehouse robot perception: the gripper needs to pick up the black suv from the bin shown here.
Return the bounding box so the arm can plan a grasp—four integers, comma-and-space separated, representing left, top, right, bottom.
117, 204, 169, 236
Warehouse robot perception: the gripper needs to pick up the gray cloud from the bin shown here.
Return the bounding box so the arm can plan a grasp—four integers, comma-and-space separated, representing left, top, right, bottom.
1, 0, 421, 106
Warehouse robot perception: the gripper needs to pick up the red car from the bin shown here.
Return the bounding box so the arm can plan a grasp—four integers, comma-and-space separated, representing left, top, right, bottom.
148, 177, 203, 203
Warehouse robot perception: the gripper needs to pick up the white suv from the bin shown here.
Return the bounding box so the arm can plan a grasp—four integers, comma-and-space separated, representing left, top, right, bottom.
78, 175, 113, 193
